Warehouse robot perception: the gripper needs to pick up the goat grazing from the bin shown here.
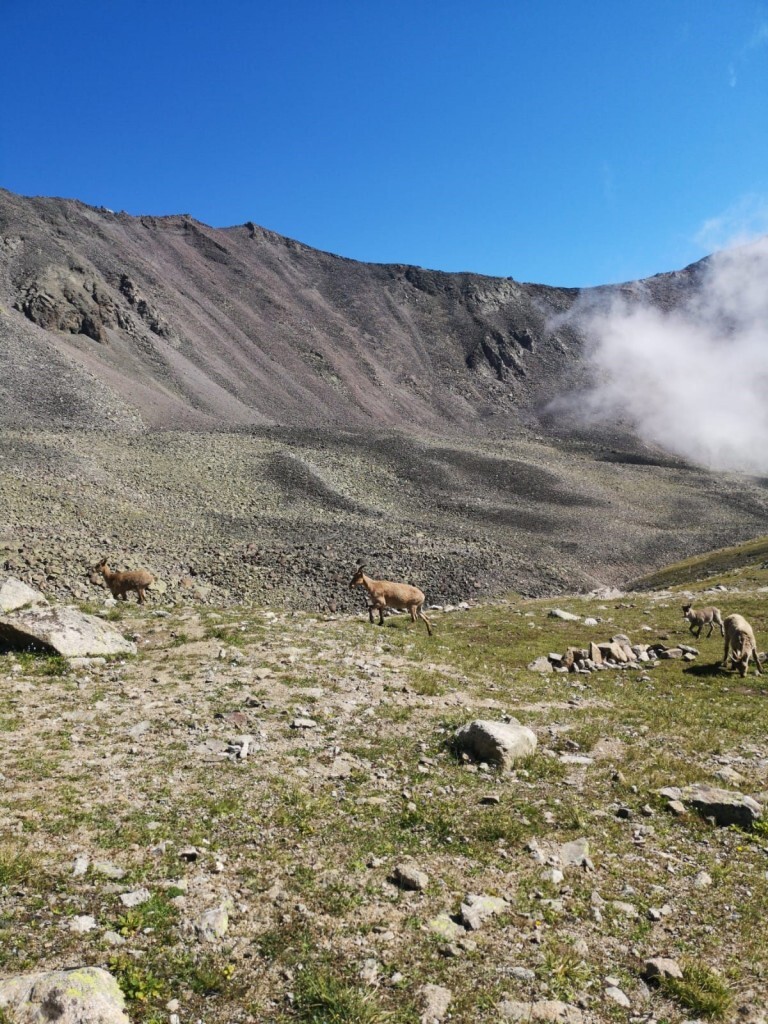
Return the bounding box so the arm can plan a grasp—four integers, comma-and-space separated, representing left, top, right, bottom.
94, 557, 154, 604
349, 564, 432, 636
722, 613, 763, 677
682, 603, 724, 638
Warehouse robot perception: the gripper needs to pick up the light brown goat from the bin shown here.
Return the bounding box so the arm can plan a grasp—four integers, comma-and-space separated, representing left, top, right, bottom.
722, 613, 762, 677
682, 603, 724, 638
94, 557, 154, 604
349, 565, 432, 636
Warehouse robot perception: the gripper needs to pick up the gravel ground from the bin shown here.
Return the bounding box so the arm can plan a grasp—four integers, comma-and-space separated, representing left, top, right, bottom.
2, 426, 767, 612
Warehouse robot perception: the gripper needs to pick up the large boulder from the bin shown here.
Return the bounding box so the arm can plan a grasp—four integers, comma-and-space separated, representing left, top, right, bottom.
0, 967, 130, 1024
681, 783, 762, 828
0, 578, 136, 657
454, 719, 537, 769
0, 577, 49, 614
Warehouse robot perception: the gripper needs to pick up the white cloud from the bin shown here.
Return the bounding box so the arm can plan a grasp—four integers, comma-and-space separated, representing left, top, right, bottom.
552, 236, 768, 474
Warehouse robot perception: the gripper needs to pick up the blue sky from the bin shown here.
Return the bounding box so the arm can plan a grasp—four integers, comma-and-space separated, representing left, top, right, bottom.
3, 1, 767, 286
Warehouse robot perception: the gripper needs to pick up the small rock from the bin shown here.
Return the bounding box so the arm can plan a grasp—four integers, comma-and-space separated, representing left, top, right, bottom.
69, 915, 97, 933
604, 986, 631, 1008
610, 900, 638, 918
498, 999, 583, 1022
527, 657, 554, 674
715, 765, 746, 785
359, 959, 379, 985
645, 957, 683, 981
195, 901, 232, 942
510, 966, 536, 982
93, 860, 126, 880
392, 862, 429, 892
427, 913, 465, 941
418, 983, 452, 1023
548, 609, 581, 622
119, 888, 151, 908
454, 719, 537, 770
541, 868, 564, 885
72, 854, 90, 877
559, 837, 591, 868
460, 893, 509, 931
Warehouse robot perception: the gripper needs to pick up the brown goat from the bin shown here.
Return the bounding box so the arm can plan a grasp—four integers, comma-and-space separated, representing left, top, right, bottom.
349, 565, 432, 636
682, 603, 724, 638
722, 613, 762, 677
94, 558, 154, 604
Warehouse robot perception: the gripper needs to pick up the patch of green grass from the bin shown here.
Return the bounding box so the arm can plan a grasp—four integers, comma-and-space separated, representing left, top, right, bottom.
109, 954, 166, 1004
9, 651, 70, 676
272, 786, 336, 838
113, 893, 179, 937
630, 534, 768, 590
540, 942, 593, 1001
104, 606, 127, 622
255, 921, 314, 962
378, 703, 414, 724
407, 669, 448, 696
204, 625, 250, 647
660, 960, 733, 1019
0, 844, 43, 887
165, 950, 237, 996
317, 878, 365, 917
291, 965, 398, 1024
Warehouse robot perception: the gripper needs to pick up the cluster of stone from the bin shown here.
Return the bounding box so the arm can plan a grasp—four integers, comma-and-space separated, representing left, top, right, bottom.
530, 633, 698, 674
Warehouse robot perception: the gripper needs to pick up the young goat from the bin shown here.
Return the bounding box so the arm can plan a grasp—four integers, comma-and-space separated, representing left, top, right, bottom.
349, 564, 432, 636
722, 613, 763, 677
682, 603, 724, 638
94, 557, 154, 604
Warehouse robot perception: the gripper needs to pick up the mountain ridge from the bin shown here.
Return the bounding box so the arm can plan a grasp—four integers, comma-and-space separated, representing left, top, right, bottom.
0, 187, 704, 437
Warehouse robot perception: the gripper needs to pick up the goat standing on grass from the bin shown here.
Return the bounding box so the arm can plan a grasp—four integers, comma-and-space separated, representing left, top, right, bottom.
349, 564, 432, 636
94, 557, 154, 604
682, 603, 725, 638
722, 613, 763, 677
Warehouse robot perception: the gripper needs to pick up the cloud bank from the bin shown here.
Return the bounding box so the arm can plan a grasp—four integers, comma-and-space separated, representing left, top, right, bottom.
559, 237, 768, 474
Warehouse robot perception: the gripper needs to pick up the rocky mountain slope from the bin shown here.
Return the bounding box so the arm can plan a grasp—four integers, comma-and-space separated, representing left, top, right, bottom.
0, 188, 700, 436
1, 189, 765, 604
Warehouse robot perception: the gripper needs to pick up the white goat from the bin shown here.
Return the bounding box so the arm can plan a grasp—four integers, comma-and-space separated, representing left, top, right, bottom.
722, 613, 762, 677
349, 564, 432, 636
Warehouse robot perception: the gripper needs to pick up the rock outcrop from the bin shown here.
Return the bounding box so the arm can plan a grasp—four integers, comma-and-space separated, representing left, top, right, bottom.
0, 967, 130, 1024
0, 576, 136, 657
